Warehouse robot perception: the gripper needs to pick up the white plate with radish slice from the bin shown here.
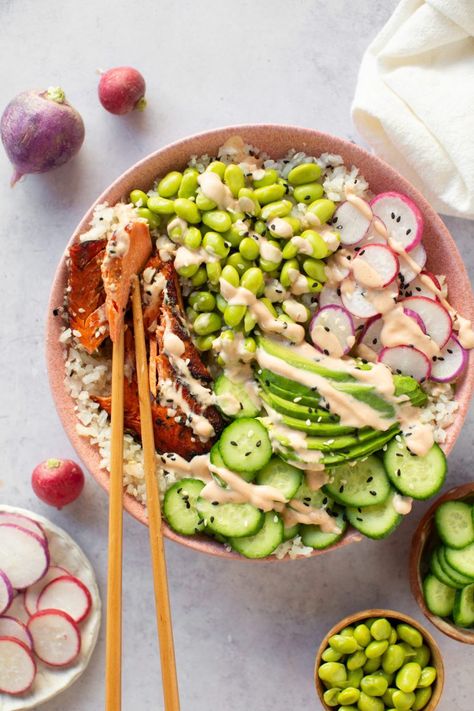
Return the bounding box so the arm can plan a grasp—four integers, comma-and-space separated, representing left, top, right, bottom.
0, 505, 101, 711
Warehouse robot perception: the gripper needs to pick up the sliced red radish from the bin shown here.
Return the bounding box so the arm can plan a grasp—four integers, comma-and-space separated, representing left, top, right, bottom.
28, 610, 81, 667
403, 307, 426, 334
38, 575, 92, 623
356, 217, 388, 247
0, 637, 36, 695
379, 346, 431, 381
0, 513, 46, 543
310, 306, 355, 357
359, 316, 384, 354
401, 296, 452, 348
332, 200, 372, 245
0, 571, 13, 615
402, 271, 441, 300
0, 616, 33, 649
370, 192, 423, 252
352, 244, 399, 288
341, 279, 398, 319
319, 284, 343, 309
431, 335, 468, 382
5, 593, 29, 624
0, 524, 49, 589
397, 242, 427, 285
24, 565, 69, 616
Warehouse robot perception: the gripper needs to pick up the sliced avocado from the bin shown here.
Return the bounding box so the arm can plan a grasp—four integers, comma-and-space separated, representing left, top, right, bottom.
393, 374, 428, 407
256, 335, 354, 382
260, 380, 323, 410
259, 388, 335, 423
256, 368, 322, 404
263, 405, 354, 437
335, 382, 395, 419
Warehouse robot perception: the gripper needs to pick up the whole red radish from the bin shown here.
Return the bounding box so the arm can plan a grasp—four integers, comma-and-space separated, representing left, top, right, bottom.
98, 67, 146, 115
32, 459, 84, 508
1, 87, 84, 186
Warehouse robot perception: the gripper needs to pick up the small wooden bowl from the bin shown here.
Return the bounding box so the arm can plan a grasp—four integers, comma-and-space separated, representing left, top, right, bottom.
314, 608, 444, 711
410, 483, 474, 644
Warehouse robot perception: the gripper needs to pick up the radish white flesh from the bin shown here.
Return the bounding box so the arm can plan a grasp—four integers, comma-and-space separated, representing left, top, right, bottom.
397, 242, 427, 285
5, 593, 29, 624
319, 284, 343, 309
359, 316, 384, 355
0, 513, 46, 543
370, 192, 423, 252
0, 571, 13, 615
341, 279, 398, 319
332, 200, 372, 246
379, 346, 431, 381
401, 296, 452, 348
310, 306, 355, 357
0, 616, 33, 649
402, 271, 441, 300
352, 244, 399, 288
0, 524, 49, 589
24, 565, 69, 616
403, 307, 426, 334
28, 610, 81, 667
0, 637, 36, 695
431, 335, 468, 382
38, 575, 92, 623
357, 217, 388, 247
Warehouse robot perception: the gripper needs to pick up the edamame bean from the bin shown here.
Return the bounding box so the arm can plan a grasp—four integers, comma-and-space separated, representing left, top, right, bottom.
382, 688, 397, 707
186, 307, 198, 323
281, 240, 299, 260
221, 264, 240, 287
259, 297, 277, 317
416, 666, 436, 688
389, 629, 398, 646
226, 252, 253, 275
147, 195, 176, 215
357, 691, 384, 711
206, 160, 226, 178
371, 619, 392, 642
203, 231, 230, 259
223, 224, 247, 248
184, 226, 202, 250
360, 675, 388, 697
396, 625, 423, 649
230, 210, 245, 223
382, 645, 406, 674
338, 687, 360, 705
253, 168, 278, 188
323, 688, 340, 707
219, 329, 234, 343
372, 670, 394, 686
254, 219, 267, 235
130, 189, 148, 206
293, 182, 324, 204
239, 237, 260, 261
366, 640, 389, 659
238, 188, 261, 216
189, 291, 216, 313
322, 648, 343, 663
354, 624, 372, 648
302, 229, 333, 259
224, 305, 246, 328
224, 164, 245, 197
193, 312, 222, 335
195, 335, 215, 351
136, 207, 161, 229
190, 266, 207, 287
339, 707, 358, 711
167, 216, 187, 244
302, 258, 327, 282
216, 294, 227, 313
307, 197, 336, 224
346, 650, 367, 671
158, 170, 182, 198
206, 262, 222, 286
178, 168, 199, 198
259, 256, 281, 273
254, 183, 286, 205
261, 199, 292, 221
244, 310, 257, 333
280, 259, 299, 287
329, 635, 359, 655
412, 686, 432, 710
174, 197, 201, 224
196, 191, 217, 211
288, 162, 321, 185
397, 643, 416, 659
396, 662, 422, 693
244, 336, 257, 353
392, 689, 415, 710
363, 657, 382, 674
177, 264, 199, 278
411, 645, 430, 668
318, 662, 347, 686
347, 668, 363, 689
241, 267, 264, 295
202, 210, 232, 233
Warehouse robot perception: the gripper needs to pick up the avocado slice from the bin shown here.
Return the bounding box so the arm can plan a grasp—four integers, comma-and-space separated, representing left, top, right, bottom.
258, 387, 335, 423
257, 335, 355, 382
256, 368, 323, 405
264, 407, 355, 437
393, 374, 428, 407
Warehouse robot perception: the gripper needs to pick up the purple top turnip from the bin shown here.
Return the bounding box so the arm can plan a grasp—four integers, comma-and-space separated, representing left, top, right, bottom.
98, 67, 146, 115
0, 87, 85, 185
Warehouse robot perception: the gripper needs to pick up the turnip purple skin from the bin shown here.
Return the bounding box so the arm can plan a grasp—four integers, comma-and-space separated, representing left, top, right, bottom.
0, 87, 85, 186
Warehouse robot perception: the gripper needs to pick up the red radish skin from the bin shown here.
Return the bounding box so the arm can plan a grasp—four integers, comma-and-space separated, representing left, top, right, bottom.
24, 565, 70, 616
0, 512, 46, 543
0, 616, 33, 649
32, 458, 84, 508
0, 88, 84, 185
38, 575, 92, 623
403, 307, 427, 334
98, 67, 146, 115
402, 271, 441, 300
0, 636, 36, 695
5, 593, 29, 624
0, 571, 13, 615
401, 296, 452, 348
0, 525, 50, 589
431, 335, 468, 383
370, 192, 423, 252
358, 315, 384, 354
28, 610, 81, 667
352, 244, 399, 288
397, 241, 427, 285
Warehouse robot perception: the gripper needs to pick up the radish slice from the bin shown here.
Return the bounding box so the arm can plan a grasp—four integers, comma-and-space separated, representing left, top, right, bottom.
401, 296, 452, 348
370, 192, 423, 252
431, 335, 468, 382
402, 271, 441, 300
356, 217, 388, 247
0, 524, 49, 589
0, 616, 33, 649
310, 306, 355, 357
0, 637, 36, 695
397, 242, 427, 285
352, 244, 399, 288
403, 307, 426, 334
5, 593, 29, 624
24, 565, 69, 616
359, 316, 384, 355
332, 200, 372, 245
0, 571, 13, 615
319, 284, 343, 309
379, 346, 431, 381
28, 610, 81, 667
38, 575, 92, 623
341, 279, 398, 319
0, 513, 46, 543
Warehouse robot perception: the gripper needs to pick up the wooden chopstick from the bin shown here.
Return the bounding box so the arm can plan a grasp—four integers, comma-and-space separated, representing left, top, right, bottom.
105, 326, 125, 711
131, 275, 181, 711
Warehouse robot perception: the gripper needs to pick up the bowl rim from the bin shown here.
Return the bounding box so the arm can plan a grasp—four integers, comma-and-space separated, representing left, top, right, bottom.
314, 607, 445, 711
45, 122, 474, 561
409, 482, 474, 644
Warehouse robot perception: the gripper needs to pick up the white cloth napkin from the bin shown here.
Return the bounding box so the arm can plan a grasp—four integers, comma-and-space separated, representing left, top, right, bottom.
352, 0, 474, 220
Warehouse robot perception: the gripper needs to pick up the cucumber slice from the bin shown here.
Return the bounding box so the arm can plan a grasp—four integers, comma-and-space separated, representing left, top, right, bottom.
294, 478, 333, 510
423, 574, 456, 617
229, 511, 284, 558
435, 501, 474, 550
218, 418, 272, 474
430, 548, 464, 590
214, 374, 260, 419
209, 444, 232, 487
283, 522, 300, 541
383, 438, 446, 500
346, 489, 402, 539
301, 509, 347, 550
255, 457, 303, 499
196, 497, 264, 538
324, 456, 391, 507
163, 478, 205, 536
444, 543, 474, 580
437, 546, 474, 586
453, 583, 474, 628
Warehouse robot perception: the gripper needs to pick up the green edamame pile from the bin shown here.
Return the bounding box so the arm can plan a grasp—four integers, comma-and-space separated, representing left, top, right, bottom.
318, 616, 438, 711
129, 153, 341, 355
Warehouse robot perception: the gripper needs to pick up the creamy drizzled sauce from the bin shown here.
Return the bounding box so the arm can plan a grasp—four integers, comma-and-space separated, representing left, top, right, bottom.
282, 299, 308, 323
258, 236, 283, 262
352, 257, 384, 289
393, 493, 413, 515
381, 305, 439, 359
268, 218, 293, 238
204, 464, 287, 510
174, 245, 220, 271
265, 280, 290, 302
163, 329, 185, 357
197, 172, 237, 211
158, 378, 214, 439
282, 499, 341, 533
106, 228, 130, 261
290, 236, 314, 256
288, 270, 311, 296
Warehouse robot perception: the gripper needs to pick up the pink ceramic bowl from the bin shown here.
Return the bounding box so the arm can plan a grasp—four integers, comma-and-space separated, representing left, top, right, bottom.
46, 124, 474, 560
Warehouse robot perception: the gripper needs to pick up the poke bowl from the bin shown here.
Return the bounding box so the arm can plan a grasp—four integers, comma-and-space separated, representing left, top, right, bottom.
46, 124, 474, 561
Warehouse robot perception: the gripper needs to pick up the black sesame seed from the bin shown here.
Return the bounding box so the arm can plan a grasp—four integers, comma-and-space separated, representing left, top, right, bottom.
324, 326, 330, 332
322, 497, 328, 505
447, 348, 453, 354
323, 349, 329, 356
177, 488, 182, 494
391, 212, 395, 219
245, 451, 252, 456
256, 440, 262, 447
230, 441, 238, 446
395, 453, 403, 457
53, 308, 60, 316
212, 501, 219, 506
369, 490, 377, 496
339, 485, 344, 494
396, 216, 401, 223
337, 288, 341, 296
366, 476, 374, 483
372, 338, 378, 345
356, 517, 363, 522
396, 469, 401, 477
210, 516, 215, 523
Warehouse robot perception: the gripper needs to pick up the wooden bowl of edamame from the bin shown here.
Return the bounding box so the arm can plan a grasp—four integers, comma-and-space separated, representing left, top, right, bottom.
314, 608, 444, 710
410, 482, 474, 645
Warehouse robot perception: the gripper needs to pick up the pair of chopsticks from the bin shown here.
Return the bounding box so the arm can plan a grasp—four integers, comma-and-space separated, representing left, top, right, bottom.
105, 275, 180, 710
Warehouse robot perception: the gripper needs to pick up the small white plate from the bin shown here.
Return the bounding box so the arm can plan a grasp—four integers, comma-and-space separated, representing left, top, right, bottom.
0, 505, 101, 710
